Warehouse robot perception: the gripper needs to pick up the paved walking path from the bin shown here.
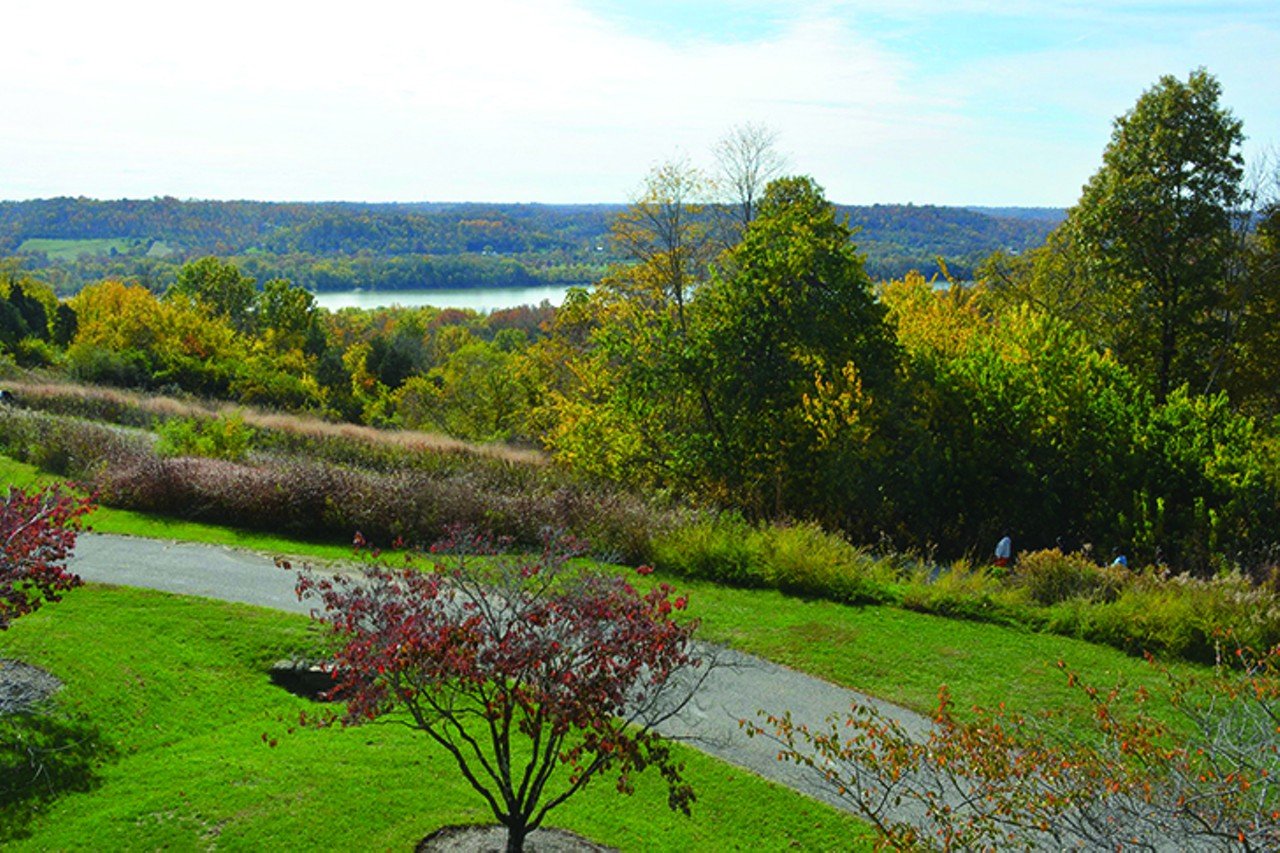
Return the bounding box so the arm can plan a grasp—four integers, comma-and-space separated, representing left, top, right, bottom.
69, 533, 934, 820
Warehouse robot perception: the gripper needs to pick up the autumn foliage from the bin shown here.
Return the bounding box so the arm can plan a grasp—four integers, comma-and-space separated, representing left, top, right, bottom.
0, 485, 94, 630
288, 530, 704, 853
752, 643, 1280, 850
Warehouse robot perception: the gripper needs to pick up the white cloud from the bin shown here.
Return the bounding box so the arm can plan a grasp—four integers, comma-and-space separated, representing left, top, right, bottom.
1, 0, 928, 201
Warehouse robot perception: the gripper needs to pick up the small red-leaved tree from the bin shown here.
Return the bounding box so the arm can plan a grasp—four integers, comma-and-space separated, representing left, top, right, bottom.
750, 643, 1280, 850
289, 530, 705, 853
0, 485, 94, 631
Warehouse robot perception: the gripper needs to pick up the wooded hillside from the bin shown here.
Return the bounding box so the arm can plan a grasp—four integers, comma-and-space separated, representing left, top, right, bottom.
0, 197, 1058, 292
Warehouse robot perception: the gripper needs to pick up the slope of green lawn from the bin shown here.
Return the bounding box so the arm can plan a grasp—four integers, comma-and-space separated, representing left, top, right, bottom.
1, 585, 871, 850
677, 575, 1200, 724
0, 451, 1199, 730
0, 451, 1209, 849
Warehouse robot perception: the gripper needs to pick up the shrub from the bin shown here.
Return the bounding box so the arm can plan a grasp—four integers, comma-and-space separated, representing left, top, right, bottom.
0, 484, 94, 630
1039, 570, 1280, 662
542, 484, 675, 565
900, 563, 1029, 627
155, 412, 253, 462
649, 513, 770, 587
2, 405, 675, 556
65, 343, 152, 388
753, 647, 1280, 851
0, 408, 147, 479
13, 337, 58, 368
4, 378, 546, 476
651, 516, 896, 604
762, 522, 895, 604
1014, 548, 1128, 606
290, 531, 703, 853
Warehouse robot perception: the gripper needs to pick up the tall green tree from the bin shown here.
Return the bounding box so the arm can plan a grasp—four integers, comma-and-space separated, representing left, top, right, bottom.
1070, 69, 1244, 402
168, 256, 257, 333
531, 161, 721, 489
1227, 202, 1280, 415
51, 302, 78, 348
7, 283, 48, 341
397, 339, 532, 442
978, 225, 1121, 350
610, 159, 714, 336
693, 176, 897, 519
255, 277, 320, 351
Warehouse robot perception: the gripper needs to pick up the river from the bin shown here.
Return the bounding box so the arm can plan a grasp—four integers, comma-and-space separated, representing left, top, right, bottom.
311, 284, 577, 313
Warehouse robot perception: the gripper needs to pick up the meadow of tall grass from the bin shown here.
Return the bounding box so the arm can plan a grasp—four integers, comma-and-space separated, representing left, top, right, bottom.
0, 400, 670, 562
652, 515, 1280, 663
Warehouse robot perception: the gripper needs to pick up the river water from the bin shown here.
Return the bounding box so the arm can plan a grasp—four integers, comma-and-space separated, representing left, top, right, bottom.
312, 284, 576, 313
309, 277, 955, 313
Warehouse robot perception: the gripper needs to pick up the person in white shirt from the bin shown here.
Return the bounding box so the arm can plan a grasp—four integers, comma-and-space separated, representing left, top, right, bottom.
994, 534, 1012, 568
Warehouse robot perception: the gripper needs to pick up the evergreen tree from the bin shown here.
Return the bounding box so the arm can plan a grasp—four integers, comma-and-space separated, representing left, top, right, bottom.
7, 283, 48, 341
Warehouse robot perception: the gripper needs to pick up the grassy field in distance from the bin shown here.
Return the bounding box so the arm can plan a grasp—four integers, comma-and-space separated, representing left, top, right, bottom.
17, 237, 142, 260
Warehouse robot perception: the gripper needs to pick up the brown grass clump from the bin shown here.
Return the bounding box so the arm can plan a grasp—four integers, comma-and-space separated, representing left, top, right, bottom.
1013, 548, 1130, 605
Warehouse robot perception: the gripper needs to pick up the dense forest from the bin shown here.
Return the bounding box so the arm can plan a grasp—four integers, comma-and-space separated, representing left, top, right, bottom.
0, 197, 1057, 294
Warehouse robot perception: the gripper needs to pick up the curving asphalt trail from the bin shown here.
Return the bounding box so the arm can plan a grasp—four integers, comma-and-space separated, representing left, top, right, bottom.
69, 532, 935, 822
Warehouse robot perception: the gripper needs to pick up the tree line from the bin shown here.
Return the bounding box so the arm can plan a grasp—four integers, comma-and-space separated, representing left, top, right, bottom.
3, 197, 1056, 293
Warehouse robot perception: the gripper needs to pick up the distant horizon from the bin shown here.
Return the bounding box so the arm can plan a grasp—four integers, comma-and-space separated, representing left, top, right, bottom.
0, 194, 1069, 212
3, 2, 1275, 208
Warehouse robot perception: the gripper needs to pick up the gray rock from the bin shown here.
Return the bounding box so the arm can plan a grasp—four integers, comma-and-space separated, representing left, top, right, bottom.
0, 658, 62, 715
415, 824, 617, 852
268, 659, 336, 699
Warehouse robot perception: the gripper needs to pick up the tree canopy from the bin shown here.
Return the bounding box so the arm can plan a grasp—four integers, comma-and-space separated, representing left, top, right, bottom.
1070, 68, 1245, 401
694, 176, 897, 518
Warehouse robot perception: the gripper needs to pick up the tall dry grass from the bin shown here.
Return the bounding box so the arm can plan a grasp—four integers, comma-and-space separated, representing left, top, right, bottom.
0, 404, 670, 562
3, 378, 546, 468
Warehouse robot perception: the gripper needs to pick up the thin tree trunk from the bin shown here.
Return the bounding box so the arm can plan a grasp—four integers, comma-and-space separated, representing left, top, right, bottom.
505, 821, 528, 853
1158, 319, 1175, 404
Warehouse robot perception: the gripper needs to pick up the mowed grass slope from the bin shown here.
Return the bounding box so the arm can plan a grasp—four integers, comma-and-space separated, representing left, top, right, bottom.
0, 451, 1200, 730
1, 585, 871, 850
0, 450, 1206, 850
681, 575, 1203, 725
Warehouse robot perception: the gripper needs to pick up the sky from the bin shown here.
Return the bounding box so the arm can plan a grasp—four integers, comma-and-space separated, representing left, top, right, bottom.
2, 0, 1277, 207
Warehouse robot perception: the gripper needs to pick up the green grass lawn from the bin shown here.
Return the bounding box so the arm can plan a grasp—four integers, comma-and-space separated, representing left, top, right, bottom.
0, 450, 1199, 730
0, 450, 1211, 848
89, 504, 361, 564
1, 585, 872, 850
679, 576, 1200, 724
16, 238, 140, 260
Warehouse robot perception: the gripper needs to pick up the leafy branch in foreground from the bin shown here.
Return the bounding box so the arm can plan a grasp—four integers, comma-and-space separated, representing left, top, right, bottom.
0, 485, 94, 631
285, 529, 706, 853
0, 483, 96, 838
749, 643, 1280, 850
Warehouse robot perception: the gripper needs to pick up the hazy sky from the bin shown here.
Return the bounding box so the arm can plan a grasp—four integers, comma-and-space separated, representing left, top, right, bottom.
3, 0, 1277, 206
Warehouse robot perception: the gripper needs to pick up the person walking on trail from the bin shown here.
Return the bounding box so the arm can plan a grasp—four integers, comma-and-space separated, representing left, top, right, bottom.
994, 533, 1012, 568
